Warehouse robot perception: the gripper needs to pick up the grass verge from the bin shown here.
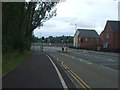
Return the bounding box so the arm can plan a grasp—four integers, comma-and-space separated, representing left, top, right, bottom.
2, 50, 32, 76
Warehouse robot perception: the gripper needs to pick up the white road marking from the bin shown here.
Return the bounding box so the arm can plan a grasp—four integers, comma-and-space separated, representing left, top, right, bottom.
107, 59, 116, 62
62, 61, 64, 65
46, 54, 68, 89
80, 59, 83, 61
86, 62, 92, 64
57, 58, 59, 60
100, 65, 118, 72
100, 64, 118, 65
72, 56, 74, 59
83, 60, 92, 64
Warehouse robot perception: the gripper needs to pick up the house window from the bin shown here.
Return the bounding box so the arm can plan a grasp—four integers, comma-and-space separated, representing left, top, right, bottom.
106, 34, 109, 38
103, 43, 109, 48
85, 38, 88, 41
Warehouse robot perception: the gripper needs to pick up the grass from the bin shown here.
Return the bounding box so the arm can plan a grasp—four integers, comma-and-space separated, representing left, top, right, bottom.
2, 50, 32, 76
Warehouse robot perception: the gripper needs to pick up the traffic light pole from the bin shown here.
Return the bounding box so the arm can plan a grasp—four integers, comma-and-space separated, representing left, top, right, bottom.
41, 36, 44, 52
41, 43, 43, 52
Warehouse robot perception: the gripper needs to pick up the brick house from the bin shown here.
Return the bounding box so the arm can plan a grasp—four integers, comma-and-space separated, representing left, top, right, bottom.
74, 29, 102, 49
100, 20, 120, 51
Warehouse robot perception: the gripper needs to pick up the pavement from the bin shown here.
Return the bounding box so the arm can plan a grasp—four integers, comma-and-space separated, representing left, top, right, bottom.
2, 51, 76, 89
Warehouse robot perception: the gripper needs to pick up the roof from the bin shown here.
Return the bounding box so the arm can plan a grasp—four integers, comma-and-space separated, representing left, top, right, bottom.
77, 29, 99, 38
107, 21, 120, 33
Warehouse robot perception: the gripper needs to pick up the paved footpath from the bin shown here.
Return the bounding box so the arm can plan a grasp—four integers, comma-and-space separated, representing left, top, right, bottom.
2, 52, 76, 89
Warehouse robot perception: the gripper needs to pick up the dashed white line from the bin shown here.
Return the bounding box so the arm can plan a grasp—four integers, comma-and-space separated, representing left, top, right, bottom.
72, 56, 74, 59
107, 59, 116, 62
80, 59, 83, 61
61, 61, 64, 65
86, 62, 92, 64
100, 65, 118, 72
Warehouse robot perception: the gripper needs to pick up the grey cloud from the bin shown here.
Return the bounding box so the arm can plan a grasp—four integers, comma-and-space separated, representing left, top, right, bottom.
34, 31, 74, 38
34, 0, 117, 38
74, 20, 97, 29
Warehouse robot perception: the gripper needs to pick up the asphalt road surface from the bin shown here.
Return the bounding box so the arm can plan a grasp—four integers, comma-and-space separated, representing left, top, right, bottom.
44, 46, 119, 71
43, 46, 119, 88
2, 46, 119, 89
2, 50, 76, 89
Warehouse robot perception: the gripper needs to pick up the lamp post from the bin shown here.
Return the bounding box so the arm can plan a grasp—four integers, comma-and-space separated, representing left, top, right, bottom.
71, 23, 78, 47
70, 23, 77, 32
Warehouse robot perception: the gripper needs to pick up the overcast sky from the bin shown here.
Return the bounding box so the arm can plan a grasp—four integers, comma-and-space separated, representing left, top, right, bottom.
33, 0, 118, 38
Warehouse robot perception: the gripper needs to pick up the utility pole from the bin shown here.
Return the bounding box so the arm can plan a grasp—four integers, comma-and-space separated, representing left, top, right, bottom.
61, 37, 64, 52
70, 23, 77, 33
71, 23, 77, 48
41, 36, 44, 52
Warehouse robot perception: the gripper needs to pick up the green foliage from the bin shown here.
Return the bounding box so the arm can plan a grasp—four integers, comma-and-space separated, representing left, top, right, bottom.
40, 36, 73, 43
32, 35, 40, 42
2, 50, 31, 75
2, 2, 58, 53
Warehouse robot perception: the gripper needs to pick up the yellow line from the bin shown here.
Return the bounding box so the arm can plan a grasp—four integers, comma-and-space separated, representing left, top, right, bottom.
64, 65, 91, 89
62, 64, 92, 90
69, 69, 92, 90
62, 65, 86, 88
67, 69, 87, 89
69, 68, 91, 88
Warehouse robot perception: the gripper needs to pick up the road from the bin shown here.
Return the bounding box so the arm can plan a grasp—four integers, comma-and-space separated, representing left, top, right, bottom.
2, 50, 76, 89
44, 46, 119, 71
2, 46, 119, 89
66, 49, 118, 71
43, 46, 119, 88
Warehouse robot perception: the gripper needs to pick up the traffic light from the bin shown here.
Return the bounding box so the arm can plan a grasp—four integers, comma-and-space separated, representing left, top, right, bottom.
42, 36, 44, 43
66, 36, 69, 42
61, 38, 63, 43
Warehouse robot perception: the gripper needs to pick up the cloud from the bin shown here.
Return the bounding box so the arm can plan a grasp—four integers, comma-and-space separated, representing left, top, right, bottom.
34, 0, 118, 37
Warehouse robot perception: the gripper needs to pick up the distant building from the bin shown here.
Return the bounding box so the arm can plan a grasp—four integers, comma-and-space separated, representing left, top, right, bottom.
73, 29, 102, 49
100, 20, 120, 51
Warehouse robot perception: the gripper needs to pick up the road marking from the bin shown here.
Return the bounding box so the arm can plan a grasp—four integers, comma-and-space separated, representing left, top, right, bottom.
99, 65, 118, 72
83, 61, 92, 65
72, 56, 74, 59
62, 61, 64, 65
46, 54, 68, 89
79, 59, 92, 65
86, 62, 92, 64
107, 59, 116, 62
57, 58, 59, 60
62, 64, 92, 90
80, 59, 83, 61
100, 64, 118, 65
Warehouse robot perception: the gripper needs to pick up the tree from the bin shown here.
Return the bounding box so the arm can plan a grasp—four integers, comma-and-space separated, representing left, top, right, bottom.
2, 2, 58, 53
42, 36, 73, 43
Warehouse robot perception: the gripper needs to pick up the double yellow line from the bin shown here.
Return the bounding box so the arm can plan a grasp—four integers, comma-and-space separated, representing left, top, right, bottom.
62, 64, 92, 90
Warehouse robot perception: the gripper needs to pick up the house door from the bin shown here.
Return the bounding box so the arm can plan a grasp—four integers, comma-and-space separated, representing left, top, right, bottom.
103, 43, 109, 48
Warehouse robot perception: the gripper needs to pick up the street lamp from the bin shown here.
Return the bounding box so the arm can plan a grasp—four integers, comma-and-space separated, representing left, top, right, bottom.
70, 23, 77, 32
